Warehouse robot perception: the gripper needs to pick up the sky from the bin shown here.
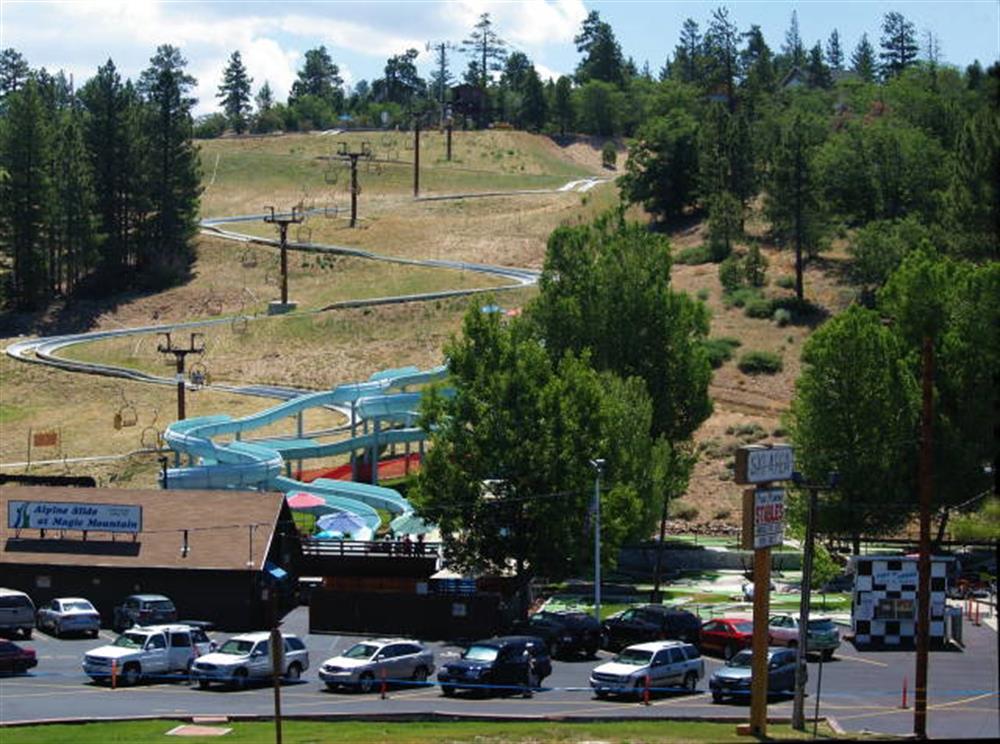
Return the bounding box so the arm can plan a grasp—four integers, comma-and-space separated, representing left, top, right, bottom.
2, 0, 998, 116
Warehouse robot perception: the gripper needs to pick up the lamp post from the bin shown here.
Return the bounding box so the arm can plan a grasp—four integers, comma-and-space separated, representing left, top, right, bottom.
589, 458, 606, 622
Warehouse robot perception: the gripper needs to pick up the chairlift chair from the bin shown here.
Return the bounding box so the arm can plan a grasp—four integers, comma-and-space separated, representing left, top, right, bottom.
114, 405, 138, 430
230, 314, 250, 335
240, 248, 258, 268
188, 362, 210, 390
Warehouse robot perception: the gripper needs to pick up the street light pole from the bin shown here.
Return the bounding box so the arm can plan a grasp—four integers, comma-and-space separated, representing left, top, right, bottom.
793, 483, 818, 730
590, 458, 606, 622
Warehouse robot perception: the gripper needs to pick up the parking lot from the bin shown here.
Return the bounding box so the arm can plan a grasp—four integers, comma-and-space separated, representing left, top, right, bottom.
1, 606, 996, 740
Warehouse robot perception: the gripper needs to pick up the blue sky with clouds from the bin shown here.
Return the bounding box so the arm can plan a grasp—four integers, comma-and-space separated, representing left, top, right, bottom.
2, 1, 998, 115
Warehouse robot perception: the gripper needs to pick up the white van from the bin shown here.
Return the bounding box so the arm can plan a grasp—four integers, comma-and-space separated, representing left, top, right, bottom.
0, 588, 36, 639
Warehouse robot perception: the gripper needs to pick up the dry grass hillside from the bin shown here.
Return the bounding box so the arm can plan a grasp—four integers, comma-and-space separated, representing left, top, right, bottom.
0, 131, 855, 528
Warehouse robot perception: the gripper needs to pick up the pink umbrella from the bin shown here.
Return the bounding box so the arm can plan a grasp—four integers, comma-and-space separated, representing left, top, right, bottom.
286, 491, 327, 511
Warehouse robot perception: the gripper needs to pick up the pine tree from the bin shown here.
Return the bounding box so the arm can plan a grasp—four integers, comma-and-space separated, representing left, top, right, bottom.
672, 19, 703, 84
217, 50, 253, 134
703, 6, 739, 112
782, 10, 806, 68
139, 45, 201, 282
807, 42, 832, 88
826, 29, 844, 70
0, 78, 53, 308
879, 11, 919, 79
255, 81, 273, 112
0, 48, 30, 106
290, 46, 344, 111
740, 24, 775, 103
461, 12, 506, 125
519, 66, 547, 131
574, 10, 624, 86
851, 33, 877, 83
553, 75, 573, 136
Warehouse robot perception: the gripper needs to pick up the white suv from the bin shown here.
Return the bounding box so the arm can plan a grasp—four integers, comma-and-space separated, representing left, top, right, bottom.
82, 624, 214, 685
590, 640, 704, 698
192, 632, 309, 689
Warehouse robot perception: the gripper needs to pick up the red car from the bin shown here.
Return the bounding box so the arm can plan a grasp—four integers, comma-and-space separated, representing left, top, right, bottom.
0, 639, 37, 674
699, 618, 754, 660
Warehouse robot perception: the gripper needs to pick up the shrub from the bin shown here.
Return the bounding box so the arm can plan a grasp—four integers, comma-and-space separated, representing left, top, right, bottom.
718, 255, 744, 293
714, 507, 733, 521
675, 244, 713, 265
193, 113, 228, 139
726, 422, 768, 441
672, 503, 700, 521
775, 275, 796, 289
702, 337, 741, 368
723, 287, 761, 309
773, 308, 792, 326
738, 350, 783, 375
744, 297, 774, 318
743, 243, 769, 287
601, 141, 618, 169
696, 287, 710, 301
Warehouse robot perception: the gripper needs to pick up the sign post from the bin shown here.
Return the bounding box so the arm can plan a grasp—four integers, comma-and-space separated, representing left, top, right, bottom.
736, 445, 793, 739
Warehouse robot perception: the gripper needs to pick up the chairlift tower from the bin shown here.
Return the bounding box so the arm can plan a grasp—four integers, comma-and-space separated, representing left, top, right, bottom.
263, 205, 305, 314
157, 332, 204, 421
334, 142, 372, 227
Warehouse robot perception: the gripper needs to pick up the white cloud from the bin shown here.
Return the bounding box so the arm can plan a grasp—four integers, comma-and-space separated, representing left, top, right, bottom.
277, 14, 426, 58
447, 0, 586, 47
533, 62, 564, 83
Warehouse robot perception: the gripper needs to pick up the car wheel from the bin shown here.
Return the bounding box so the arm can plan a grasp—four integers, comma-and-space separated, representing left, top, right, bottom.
684, 672, 698, 692
822, 648, 834, 661
90, 628, 100, 639
231, 668, 248, 690
412, 666, 429, 683
712, 691, 723, 703
585, 643, 599, 659
723, 643, 736, 661
358, 671, 375, 694
21, 627, 32, 640
284, 663, 302, 683
121, 663, 141, 687
549, 641, 561, 659
594, 689, 609, 699
198, 679, 210, 690
441, 684, 455, 697
787, 640, 797, 649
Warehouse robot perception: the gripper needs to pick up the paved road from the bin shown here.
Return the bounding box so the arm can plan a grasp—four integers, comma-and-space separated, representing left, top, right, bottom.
2, 608, 996, 739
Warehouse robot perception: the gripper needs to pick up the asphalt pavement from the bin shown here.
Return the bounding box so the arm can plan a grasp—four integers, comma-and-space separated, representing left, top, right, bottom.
1, 607, 996, 740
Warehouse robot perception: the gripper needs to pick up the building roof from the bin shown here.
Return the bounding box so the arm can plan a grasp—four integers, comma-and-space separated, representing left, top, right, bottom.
1, 486, 287, 572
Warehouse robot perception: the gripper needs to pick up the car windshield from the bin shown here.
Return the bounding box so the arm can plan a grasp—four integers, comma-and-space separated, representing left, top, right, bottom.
64, 601, 94, 612
463, 645, 499, 662
735, 622, 754, 634
808, 619, 835, 631
343, 643, 378, 660
113, 632, 146, 648
614, 648, 653, 666
148, 600, 174, 610
218, 639, 255, 655
728, 650, 754, 667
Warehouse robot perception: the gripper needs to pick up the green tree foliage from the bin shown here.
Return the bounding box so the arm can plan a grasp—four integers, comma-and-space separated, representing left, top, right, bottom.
412, 308, 663, 578
0, 48, 30, 106
372, 48, 425, 107
0, 78, 52, 308
462, 12, 506, 124
945, 106, 1000, 260
766, 111, 828, 300
806, 43, 832, 89
621, 110, 699, 223
951, 498, 1000, 541
518, 66, 547, 131
707, 191, 742, 260
671, 19, 704, 85
529, 214, 712, 442
781, 10, 806, 69
740, 25, 776, 105
290, 46, 343, 113
879, 11, 919, 79
826, 30, 844, 70
790, 305, 920, 542
703, 6, 739, 112
851, 33, 877, 83
552, 75, 573, 135
848, 216, 943, 287
573, 79, 618, 136
217, 50, 252, 134
138, 44, 201, 283
574, 10, 625, 86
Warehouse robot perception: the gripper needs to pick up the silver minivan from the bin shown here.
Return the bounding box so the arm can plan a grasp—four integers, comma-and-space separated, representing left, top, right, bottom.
0, 588, 36, 639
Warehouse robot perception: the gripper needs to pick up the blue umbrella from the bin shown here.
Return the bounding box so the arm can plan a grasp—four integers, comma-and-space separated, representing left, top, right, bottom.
316, 510, 369, 535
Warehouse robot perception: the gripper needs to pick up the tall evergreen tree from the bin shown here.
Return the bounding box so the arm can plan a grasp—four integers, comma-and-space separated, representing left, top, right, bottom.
0, 48, 30, 110
672, 19, 703, 85
879, 11, 919, 79
519, 66, 547, 131
373, 48, 425, 107
740, 24, 775, 103
461, 12, 506, 125
782, 10, 806, 68
574, 10, 625, 86
0, 78, 53, 308
255, 81, 274, 112
851, 33, 877, 82
139, 45, 201, 281
806, 42, 832, 88
826, 29, 844, 69
552, 75, 573, 136
703, 6, 739, 112
290, 46, 344, 111
217, 50, 253, 134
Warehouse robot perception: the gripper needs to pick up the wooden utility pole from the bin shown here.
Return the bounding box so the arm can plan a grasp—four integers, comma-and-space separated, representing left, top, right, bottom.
915, 335, 934, 739
263, 206, 305, 305
157, 333, 204, 421
749, 540, 772, 736
269, 597, 284, 744
413, 119, 421, 197
446, 116, 453, 162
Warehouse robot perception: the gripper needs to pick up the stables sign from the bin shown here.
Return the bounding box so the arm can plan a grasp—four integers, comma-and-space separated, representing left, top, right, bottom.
741, 488, 786, 550
8, 500, 142, 535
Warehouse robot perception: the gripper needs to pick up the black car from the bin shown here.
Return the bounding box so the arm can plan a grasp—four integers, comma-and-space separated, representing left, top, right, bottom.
437, 636, 552, 697
601, 605, 701, 650
510, 611, 601, 658
112, 594, 177, 632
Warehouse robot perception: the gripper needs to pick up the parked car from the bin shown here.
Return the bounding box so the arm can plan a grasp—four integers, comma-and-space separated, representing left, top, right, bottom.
437, 636, 552, 697
600, 605, 701, 650
0, 588, 36, 639
0, 639, 37, 675
36, 597, 101, 638
767, 614, 841, 659
112, 594, 177, 632
191, 632, 309, 690
820, 573, 854, 593
319, 638, 435, 692
511, 611, 601, 658
82, 624, 214, 685
699, 618, 754, 660
589, 640, 704, 699
709, 647, 801, 703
